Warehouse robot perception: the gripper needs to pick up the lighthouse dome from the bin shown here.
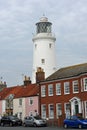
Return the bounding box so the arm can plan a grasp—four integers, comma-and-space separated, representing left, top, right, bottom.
40, 16, 48, 22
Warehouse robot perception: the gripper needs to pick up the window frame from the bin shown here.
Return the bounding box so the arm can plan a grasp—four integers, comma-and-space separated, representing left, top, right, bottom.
19, 98, 22, 106
56, 83, 61, 95
29, 97, 33, 105
85, 101, 87, 118
49, 104, 54, 119
64, 102, 71, 118
41, 104, 46, 119
41, 85, 46, 97
73, 80, 79, 93
48, 84, 53, 96
64, 82, 70, 94
56, 103, 62, 118
41, 59, 45, 64
83, 78, 87, 91
49, 43, 52, 48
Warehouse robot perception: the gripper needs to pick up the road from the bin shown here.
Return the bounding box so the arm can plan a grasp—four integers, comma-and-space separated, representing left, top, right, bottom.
0, 126, 81, 130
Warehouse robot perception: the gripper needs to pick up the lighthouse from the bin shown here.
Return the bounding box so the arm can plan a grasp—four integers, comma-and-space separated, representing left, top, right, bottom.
32, 16, 57, 83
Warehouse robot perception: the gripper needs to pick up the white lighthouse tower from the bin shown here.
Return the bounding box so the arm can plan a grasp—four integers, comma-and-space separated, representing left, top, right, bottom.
32, 16, 57, 83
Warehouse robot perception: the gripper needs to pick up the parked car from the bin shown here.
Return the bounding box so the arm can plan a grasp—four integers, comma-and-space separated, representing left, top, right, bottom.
0, 116, 2, 125
22, 115, 47, 127
63, 115, 87, 129
0, 115, 22, 126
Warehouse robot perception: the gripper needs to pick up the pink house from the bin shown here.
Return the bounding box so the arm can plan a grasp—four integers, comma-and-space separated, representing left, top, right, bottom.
25, 96, 39, 116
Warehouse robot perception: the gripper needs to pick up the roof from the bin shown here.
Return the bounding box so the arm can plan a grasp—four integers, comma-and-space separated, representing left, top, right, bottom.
15, 84, 39, 98
45, 63, 87, 81
0, 84, 39, 100
0, 86, 21, 100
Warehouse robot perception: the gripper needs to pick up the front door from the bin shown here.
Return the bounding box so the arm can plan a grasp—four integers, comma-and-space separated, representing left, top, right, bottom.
70, 97, 81, 116
75, 102, 79, 115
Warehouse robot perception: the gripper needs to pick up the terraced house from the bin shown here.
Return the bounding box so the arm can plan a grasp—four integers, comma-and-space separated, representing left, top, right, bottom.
0, 76, 39, 120
39, 63, 87, 126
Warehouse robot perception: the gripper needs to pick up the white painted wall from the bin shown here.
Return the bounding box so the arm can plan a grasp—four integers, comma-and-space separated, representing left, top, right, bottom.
32, 33, 57, 83
13, 98, 25, 120
2, 100, 5, 115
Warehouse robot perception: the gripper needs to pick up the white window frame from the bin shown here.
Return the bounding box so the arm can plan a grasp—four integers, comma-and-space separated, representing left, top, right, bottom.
81, 78, 84, 92
48, 84, 53, 96
64, 102, 71, 118
56, 83, 61, 95
41, 104, 46, 119
41, 85, 46, 97
64, 82, 70, 94
19, 98, 22, 106
84, 101, 87, 118
29, 97, 33, 105
56, 103, 62, 118
64, 103, 70, 113
49, 104, 54, 119
83, 78, 87, 91
73, 80, 79, 93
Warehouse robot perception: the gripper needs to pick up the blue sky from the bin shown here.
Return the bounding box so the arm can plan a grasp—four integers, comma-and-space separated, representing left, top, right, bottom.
0, 0, 87, 87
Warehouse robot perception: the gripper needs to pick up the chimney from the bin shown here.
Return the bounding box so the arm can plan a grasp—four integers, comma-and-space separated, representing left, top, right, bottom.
0, 81, 7, 92
36, 67, 45, 83
23, 75, 31, 86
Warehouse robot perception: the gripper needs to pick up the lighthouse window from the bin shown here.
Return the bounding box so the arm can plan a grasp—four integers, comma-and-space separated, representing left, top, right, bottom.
41, 59, 45, 64
49, 43, 52, 48
35, 44, 37, 49
36, 22, 51, 33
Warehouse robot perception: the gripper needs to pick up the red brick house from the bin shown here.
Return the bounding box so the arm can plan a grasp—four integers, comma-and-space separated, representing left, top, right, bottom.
39, 63, 87, 126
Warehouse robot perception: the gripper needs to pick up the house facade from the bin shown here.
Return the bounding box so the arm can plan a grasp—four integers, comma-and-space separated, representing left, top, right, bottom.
0, 80, 39, 120
39, 63, 87, 126
13, 97, 25, 120
25, 96, 39, 117
13, 95, 39, 120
